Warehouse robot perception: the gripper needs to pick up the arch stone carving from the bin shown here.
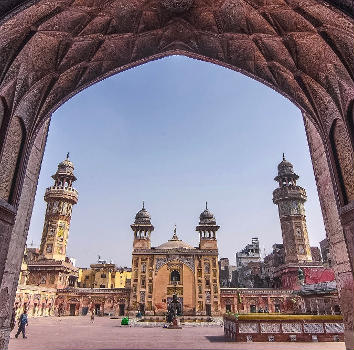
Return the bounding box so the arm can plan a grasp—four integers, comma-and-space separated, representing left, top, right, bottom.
0, 116, 25, 203
330, 119, 354, 204
0, 1, 353, 349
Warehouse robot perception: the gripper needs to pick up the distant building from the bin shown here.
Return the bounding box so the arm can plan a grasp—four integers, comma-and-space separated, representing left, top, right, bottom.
237, 261, 264, 288
263, 244, 285, 288
219, 258, 230, 287
228, 265, 237, 286
78, 263, 132, 289
320, 238, 332, 267
311, 247, 322, 263
236, 237, 260, 269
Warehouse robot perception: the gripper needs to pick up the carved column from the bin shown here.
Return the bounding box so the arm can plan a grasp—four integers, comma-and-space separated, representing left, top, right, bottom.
303, 114, 354, 350
0, 119, 50, 350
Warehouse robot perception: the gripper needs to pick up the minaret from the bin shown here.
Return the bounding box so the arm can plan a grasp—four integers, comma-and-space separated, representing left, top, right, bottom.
272, 154, 312, 264
39, 154, 78, 261
196, 202, 220, 250
131, 202, 154, 249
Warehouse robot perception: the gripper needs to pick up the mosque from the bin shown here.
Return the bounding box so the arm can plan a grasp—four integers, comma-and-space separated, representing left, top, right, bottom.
14, 156, 339, 319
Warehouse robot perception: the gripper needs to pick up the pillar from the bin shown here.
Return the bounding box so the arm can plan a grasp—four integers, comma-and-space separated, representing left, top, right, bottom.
0, 119, 50, 349
304, 114, 354, 349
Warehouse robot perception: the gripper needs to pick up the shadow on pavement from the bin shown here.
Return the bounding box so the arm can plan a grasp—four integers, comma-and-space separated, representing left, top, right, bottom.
205, 335, 232, 343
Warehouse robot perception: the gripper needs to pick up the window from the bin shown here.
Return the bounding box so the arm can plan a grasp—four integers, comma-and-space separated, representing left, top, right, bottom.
141, 263, 146, 273
295, 227, 302, 238
141, 278, 146, 287
250, 305, 256, 313
85, 275, 90, 280
334, 305, 341, 315
171, 270, 180, 282
100, 284, 105, 288
101, 273, 106, 278
205, 279, 210, 287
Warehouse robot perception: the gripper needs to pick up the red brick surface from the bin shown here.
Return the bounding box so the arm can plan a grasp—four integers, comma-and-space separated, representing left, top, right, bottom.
8, 316, 345, 350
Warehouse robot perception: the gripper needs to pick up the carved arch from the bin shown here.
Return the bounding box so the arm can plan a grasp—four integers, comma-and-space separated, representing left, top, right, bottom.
0, 96, 9, 154
347, 100, 354, 151
0, 116, 26, 204
329, 118, 354, 205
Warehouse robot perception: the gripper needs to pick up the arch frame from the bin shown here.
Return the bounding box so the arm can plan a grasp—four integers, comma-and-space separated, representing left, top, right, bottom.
0, 1, 353, 349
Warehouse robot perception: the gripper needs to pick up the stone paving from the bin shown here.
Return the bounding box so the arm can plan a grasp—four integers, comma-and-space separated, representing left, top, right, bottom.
8, 316, 345, 350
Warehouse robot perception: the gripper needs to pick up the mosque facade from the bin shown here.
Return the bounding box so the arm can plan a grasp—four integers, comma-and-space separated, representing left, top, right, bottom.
129, 203, 221, 316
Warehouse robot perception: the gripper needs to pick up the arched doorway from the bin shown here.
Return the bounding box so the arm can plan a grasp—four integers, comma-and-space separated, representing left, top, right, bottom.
0, 1, 353, 349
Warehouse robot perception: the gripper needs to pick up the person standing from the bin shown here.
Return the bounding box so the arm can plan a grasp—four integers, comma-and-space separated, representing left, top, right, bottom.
90, 309, 95, 323
15, 310, 28, 339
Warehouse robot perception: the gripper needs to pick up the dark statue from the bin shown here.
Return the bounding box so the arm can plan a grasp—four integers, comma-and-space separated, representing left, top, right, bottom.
166, 295, 182, 324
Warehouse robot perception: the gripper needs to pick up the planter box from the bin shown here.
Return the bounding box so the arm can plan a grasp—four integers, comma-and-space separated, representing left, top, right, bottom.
223, 314, 344, 342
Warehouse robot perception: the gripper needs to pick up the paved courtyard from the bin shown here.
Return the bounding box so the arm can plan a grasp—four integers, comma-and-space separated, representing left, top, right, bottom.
8, 317, 345, 350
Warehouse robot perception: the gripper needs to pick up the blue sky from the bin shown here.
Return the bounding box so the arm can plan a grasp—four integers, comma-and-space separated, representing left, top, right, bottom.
27, 56, 326, 267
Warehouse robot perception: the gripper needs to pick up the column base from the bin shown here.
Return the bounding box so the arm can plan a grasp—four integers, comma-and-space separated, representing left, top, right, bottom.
345, 330, 354, 350
0, 327, 10, 350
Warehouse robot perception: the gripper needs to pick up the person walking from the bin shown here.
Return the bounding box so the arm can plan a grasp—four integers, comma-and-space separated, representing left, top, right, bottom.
90, 309, 95, 323
15, 310, 28, 339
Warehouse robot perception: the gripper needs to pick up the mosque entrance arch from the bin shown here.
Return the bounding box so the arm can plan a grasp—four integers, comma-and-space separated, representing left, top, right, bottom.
0, 1, 353, 349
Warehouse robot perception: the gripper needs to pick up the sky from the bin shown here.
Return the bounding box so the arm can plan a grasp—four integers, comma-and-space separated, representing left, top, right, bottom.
26, 55, 326, 268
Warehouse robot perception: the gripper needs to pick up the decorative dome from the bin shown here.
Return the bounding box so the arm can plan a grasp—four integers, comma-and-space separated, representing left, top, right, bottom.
157, 226, 194, 250
199, 202, 216, 225
57, 153, 75, 175
277, 154, 297, 178
134, 202, 151, 224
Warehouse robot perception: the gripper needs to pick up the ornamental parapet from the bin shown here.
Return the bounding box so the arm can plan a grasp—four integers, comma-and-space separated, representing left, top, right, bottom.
224, 314, 344, 342
272, 186, 307, 204
132, 248, 218, 255
220, 288, 295, 296
44, 186, 78, 203
57, 287, 130, 294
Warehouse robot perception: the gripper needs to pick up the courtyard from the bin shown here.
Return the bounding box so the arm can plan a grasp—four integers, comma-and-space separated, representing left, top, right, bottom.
8, 317, 345, 350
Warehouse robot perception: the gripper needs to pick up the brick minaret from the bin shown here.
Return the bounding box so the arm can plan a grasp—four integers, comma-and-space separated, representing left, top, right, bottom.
131, 202, 154, 250
196, 202, 220, 250
39, 154, 78, 261
273, 154, 312, 264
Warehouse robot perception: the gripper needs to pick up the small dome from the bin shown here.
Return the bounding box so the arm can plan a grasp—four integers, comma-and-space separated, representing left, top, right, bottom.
157, 226, 194, 250
57, 153, 75, 175
157, 240, 194, 250
277, 154, 295, 177
134, 203, 151, 224
199, 203, 216, 225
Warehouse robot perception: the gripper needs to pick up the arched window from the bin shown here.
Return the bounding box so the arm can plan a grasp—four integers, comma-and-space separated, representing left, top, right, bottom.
171, 270, 180, 282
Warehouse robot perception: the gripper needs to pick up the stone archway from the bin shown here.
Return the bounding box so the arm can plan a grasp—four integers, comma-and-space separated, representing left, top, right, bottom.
0, 0, 353, 348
